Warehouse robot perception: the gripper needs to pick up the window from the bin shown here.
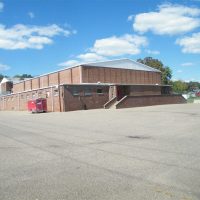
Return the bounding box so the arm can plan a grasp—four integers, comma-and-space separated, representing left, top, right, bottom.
26, 94, 30, 100
84, 88, 92, 96
21, 94, 24, 99
97, 88, 103, 94
72, 88, 79, 96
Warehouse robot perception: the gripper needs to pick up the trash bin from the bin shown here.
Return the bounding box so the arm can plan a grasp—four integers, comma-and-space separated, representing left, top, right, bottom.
27, 98, 47, 113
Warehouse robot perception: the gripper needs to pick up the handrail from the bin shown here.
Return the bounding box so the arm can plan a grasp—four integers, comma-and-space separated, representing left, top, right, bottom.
104, 96, 117, 109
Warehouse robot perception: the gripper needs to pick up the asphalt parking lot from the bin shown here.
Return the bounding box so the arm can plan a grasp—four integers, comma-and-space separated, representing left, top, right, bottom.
0, 104, 200, 200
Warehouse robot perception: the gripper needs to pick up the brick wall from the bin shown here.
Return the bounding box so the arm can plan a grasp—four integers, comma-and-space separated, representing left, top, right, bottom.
40, 75, 49, 88
49, 72, 59, 86
116, 95, 186, 109
59, 69, 72, 84
25, 80, 32, 91
12, 82, 25, 93
81, 66, 161, 85
0, 86, 61, 112
63, 85, 109, 111
32, 77, 40, 89
129, 85, 161, 96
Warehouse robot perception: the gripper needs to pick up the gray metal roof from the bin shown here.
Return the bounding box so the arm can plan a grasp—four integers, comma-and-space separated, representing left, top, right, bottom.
81, 58, 161, 72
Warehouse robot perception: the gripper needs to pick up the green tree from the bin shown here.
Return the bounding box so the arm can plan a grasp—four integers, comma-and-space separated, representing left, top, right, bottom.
187, 81, 200, 91
0, 74, 4, 82
137, 57, 172, 84
172, 81, 188, 93
14, 74, 33, 80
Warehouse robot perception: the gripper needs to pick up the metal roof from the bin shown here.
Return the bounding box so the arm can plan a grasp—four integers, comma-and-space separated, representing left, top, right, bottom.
81, 58, 161, 72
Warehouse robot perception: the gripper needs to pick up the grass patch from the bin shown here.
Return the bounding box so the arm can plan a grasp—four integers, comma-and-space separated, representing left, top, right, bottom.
187, 97, 200, 103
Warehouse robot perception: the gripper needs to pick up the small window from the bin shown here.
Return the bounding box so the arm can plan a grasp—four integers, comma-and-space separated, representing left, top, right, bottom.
97, 88, 103, 94
21, 95, 24, 99
84, 88, 92, 96
72, 88, 79, 96
26, 95, 30, 100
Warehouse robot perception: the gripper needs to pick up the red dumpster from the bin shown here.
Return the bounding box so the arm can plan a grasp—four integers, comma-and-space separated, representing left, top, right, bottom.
27, 98, 47, 113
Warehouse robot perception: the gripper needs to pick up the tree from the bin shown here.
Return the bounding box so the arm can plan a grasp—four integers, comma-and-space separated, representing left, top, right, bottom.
172, 81, 188, 93
0, 74, 4, 82
137, 57, 172, 84
14, 74, 33, 80
187, 81, 200, 91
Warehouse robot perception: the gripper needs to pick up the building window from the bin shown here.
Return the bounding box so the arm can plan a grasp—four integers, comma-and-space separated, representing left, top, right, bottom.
72, 88, 79, 96
84, 88, 92, 96
26, 95, 30, 100
21, 94, 24, 99
97, 88, 103, 94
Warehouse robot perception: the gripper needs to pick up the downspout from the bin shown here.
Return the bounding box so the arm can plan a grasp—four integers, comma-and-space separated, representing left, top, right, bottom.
51, 86, 54, 112
58, 85, 62, 112
18, 94, 20, 111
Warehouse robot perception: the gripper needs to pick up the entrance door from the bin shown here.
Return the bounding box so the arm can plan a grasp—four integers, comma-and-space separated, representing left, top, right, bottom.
117, 86, 130, 101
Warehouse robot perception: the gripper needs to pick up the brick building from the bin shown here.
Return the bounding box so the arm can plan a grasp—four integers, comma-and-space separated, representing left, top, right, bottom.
0, 59, 186, 112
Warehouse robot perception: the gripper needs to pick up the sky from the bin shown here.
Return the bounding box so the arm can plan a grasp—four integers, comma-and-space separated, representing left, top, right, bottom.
0, 0, 200, 82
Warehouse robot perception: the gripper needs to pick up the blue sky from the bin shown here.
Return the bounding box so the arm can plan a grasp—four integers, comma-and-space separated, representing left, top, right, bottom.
0, 0, 200, 82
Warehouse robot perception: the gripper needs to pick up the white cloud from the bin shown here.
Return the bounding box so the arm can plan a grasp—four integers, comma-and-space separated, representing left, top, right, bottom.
91, 34, 148, 56
0, 63, 10, 71
28, 12, 35, 19
127, 15, 134, 21
133, 4, 200, 35
59, 34, 148, 67
0, 24, 74, 50
58, 60, 81, 67
177, 70, 183, 73
181, 62, 194, 66
176, 32, 200, 53
0, 2, 4, 12
77, 53, 104, 62
146, 49, 160, 55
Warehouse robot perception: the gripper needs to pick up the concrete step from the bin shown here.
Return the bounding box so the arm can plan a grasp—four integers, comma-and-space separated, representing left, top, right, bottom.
109, 101, 119, 109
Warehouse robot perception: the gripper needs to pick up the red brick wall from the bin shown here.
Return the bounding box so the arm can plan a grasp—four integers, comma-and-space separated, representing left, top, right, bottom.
72, 67, 81, 83
13, 82, 25, 93
32, 78, 40, 89
0, 86, 62, 112
129, 85, 161, 96
63, 85, 109, 111
116, 95, 186, 109
49, 72, 59, 86
25, 80, 32, 91
40, 75, 49, 88
59, 69, 72, 84
81, 66, 161, 85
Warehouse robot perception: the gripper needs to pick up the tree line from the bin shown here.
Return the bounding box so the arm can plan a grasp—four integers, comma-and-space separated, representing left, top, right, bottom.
0, 74, 33, 82
137, 57, 199, 94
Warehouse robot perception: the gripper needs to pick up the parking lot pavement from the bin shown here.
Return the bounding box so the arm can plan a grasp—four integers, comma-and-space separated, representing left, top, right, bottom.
0, 104, 200, 200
